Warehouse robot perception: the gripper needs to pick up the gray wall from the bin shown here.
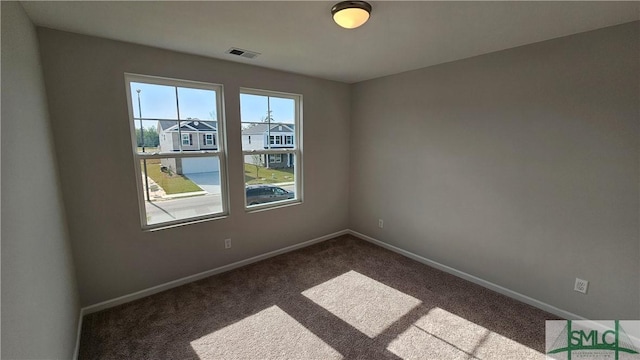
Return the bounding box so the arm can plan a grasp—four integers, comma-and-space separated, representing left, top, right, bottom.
37, 29, 351, 306
1, 2, 80, 358
26, 16, 637, 322
350, 22, 639, 320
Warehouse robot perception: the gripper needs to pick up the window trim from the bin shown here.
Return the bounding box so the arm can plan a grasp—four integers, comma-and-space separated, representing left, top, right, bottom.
125, 73, 230, 230
182, 133, 191, 146
240, 87, 303, 211
204, 133, 214, 146
269, 154, 282, 163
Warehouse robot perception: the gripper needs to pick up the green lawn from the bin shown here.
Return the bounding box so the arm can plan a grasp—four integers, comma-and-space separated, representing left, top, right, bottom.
142, 159, 202, 194
244, 163, 294, 185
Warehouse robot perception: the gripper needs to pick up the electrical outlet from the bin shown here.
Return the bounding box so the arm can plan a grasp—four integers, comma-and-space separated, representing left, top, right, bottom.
378, 219, 384, 229
574, 278, 588, 294
224, 238, 231, 249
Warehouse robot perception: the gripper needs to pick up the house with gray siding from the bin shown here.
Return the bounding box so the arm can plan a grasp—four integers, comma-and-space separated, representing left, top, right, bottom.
158, 120, 218, 152
158, 120, 219, 174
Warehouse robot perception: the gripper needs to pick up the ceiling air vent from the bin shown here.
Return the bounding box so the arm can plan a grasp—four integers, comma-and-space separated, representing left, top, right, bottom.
225, 47, 261, 59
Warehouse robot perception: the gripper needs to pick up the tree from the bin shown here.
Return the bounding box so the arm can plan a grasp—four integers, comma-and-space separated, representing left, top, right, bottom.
136, 127, 159, 147
251, 154, 264, 178
261, 110, 274, 123
144, 127, 159, 147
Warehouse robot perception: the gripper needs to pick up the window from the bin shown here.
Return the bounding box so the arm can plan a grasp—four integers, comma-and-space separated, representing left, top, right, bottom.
125, 74, 228, 229
205, 133, 214, 146
240, 89, 302, 209
269, 154, 282, 163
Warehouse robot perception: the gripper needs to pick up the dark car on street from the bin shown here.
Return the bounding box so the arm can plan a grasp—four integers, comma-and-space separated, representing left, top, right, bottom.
246, 185, 294, 206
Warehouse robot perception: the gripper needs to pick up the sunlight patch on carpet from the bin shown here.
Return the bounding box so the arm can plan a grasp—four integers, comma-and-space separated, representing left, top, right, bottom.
387, 307, 543, 359
190, 305, 342, 360
301, 270, 422, 338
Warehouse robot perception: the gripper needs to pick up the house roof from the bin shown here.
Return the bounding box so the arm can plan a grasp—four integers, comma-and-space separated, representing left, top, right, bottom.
242, 123, 294, 135
158, 120, 217, 132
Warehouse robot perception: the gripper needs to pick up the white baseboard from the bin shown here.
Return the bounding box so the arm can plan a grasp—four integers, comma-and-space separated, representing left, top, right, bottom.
80, 229, 348, 316
73, 227, 587, 359
347, 229, 586, 321
74, 229, 349, 359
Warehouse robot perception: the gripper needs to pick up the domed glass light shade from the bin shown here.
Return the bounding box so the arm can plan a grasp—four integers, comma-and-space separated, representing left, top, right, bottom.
331, 1, 372, 29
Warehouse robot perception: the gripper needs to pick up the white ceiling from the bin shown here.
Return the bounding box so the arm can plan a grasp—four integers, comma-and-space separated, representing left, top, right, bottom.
21, 1, 639, 84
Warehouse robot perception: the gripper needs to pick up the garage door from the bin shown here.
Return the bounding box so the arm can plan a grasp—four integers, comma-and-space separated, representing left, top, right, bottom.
182, 157, 220, 174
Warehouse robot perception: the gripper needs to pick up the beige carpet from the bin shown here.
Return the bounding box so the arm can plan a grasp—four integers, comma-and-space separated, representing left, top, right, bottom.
79, 235, 558, 359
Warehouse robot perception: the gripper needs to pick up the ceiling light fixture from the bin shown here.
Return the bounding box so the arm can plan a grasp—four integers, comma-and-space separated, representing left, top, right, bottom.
331, 1, 372, 29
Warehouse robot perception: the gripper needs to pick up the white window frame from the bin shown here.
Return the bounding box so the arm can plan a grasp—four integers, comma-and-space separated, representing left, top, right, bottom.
205, 133, 214, 146
182, 133, 191, 146
125, 73, 229, 229
241, 88, 302, 211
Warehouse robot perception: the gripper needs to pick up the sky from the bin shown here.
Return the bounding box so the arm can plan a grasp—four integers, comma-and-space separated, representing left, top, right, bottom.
130, 82, 295, 129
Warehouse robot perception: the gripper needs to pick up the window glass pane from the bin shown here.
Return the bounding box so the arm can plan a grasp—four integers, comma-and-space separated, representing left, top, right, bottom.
241, 122, 295, 150
147, 120, 179, 153
241, 122, 267, 151
140, 156, 222, 225
184, 119, 219, 150
268, 123, 295, 148
130, 82, 178, 120
269, 97, 295, 125
240, 93, 296, 150
135, 119, 162, 153
240, 93, 269, 122
244, 155, 295, 207
239, 94, 294, 125
177, 87, 218, 121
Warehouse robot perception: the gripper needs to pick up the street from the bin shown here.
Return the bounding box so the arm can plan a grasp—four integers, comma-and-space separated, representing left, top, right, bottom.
146, 184, 295, 225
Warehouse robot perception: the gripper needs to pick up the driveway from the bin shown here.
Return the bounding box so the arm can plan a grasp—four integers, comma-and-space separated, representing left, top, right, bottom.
184, 172, 221, 195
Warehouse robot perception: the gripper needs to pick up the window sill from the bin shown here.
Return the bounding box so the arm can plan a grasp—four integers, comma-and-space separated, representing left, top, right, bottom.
143, 213, 229, 232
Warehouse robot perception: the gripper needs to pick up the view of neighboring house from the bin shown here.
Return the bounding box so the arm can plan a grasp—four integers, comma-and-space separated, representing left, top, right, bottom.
157, 119, 219, 174
158, 119, 218, 152
242, 123, 295, 169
